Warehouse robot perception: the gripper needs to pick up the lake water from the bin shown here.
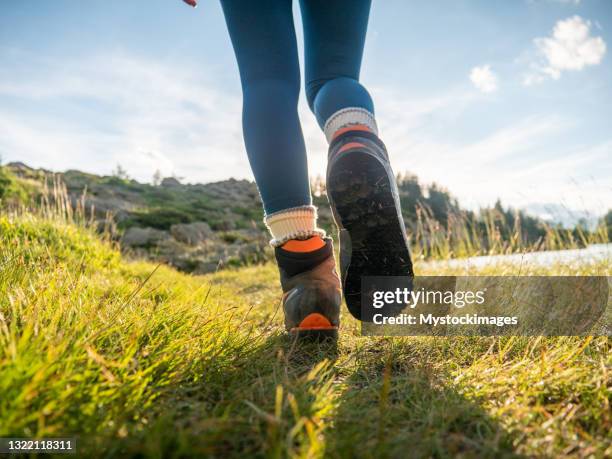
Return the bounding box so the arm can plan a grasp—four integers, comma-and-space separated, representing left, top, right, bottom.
426, 243, 611, 268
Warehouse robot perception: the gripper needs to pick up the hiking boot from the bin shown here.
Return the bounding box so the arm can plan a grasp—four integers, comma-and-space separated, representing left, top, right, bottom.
326, 130, 414, 321
275, 236, 341, 339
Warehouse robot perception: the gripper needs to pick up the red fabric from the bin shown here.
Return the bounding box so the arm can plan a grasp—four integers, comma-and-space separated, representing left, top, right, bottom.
338, 142, 366, 154
182, 0, 197, 7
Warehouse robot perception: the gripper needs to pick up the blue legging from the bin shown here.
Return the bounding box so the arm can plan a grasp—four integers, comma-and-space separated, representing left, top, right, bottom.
220, 0, 374, 215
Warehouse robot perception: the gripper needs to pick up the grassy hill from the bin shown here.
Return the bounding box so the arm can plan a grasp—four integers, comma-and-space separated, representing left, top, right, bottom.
0, 207, 610, 457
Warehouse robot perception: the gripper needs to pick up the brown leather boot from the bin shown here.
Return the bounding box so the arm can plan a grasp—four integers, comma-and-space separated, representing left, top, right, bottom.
275, 236, 341, 339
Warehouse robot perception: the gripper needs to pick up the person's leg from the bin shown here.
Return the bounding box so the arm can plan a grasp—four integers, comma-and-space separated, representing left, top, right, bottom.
299, 0, 377, 142
221, 0, 341, 336
300, 0, 414, 321
220, 0, 324, 245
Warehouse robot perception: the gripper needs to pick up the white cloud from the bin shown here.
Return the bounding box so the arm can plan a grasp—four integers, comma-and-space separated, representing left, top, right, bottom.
469, 65, 498, 93
366, 88, 611, 214
524, 16, 606, 85
301, 87, 478, 182
0, 51, 249, 183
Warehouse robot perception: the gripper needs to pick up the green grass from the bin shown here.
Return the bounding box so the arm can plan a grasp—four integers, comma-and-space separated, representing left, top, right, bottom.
0, 211, 610, 458
0, 166, 40, 206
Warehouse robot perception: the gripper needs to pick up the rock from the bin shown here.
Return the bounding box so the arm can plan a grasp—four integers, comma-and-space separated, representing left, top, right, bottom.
5, 162, 48, 181
237, 240, 269, 264
6, 161, 33, 172
160, 177, 181, 187
70, 195, 138, 220
121, 227, 169, 247
187, 259, 219, 274
213, 218, 237, 231
170, 221, 215, 245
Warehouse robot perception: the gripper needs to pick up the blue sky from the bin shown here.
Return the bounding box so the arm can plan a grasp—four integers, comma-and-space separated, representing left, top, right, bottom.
1, 0, 610, 220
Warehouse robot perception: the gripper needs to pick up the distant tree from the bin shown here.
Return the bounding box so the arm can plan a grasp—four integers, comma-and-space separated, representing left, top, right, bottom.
425, 183, 457, 227
112, 164, 130, 180
518, 210, 545, 244
152, 169, 163, 186
397, 173, 423, 199
396, 173, 424, 223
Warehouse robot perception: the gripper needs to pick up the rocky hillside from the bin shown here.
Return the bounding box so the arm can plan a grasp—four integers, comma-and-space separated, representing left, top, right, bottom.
3, 162, 294, 273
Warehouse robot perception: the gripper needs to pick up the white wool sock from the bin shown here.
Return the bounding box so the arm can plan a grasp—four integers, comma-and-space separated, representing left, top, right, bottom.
323, 107, 379, 143
264, 205, 326, 247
